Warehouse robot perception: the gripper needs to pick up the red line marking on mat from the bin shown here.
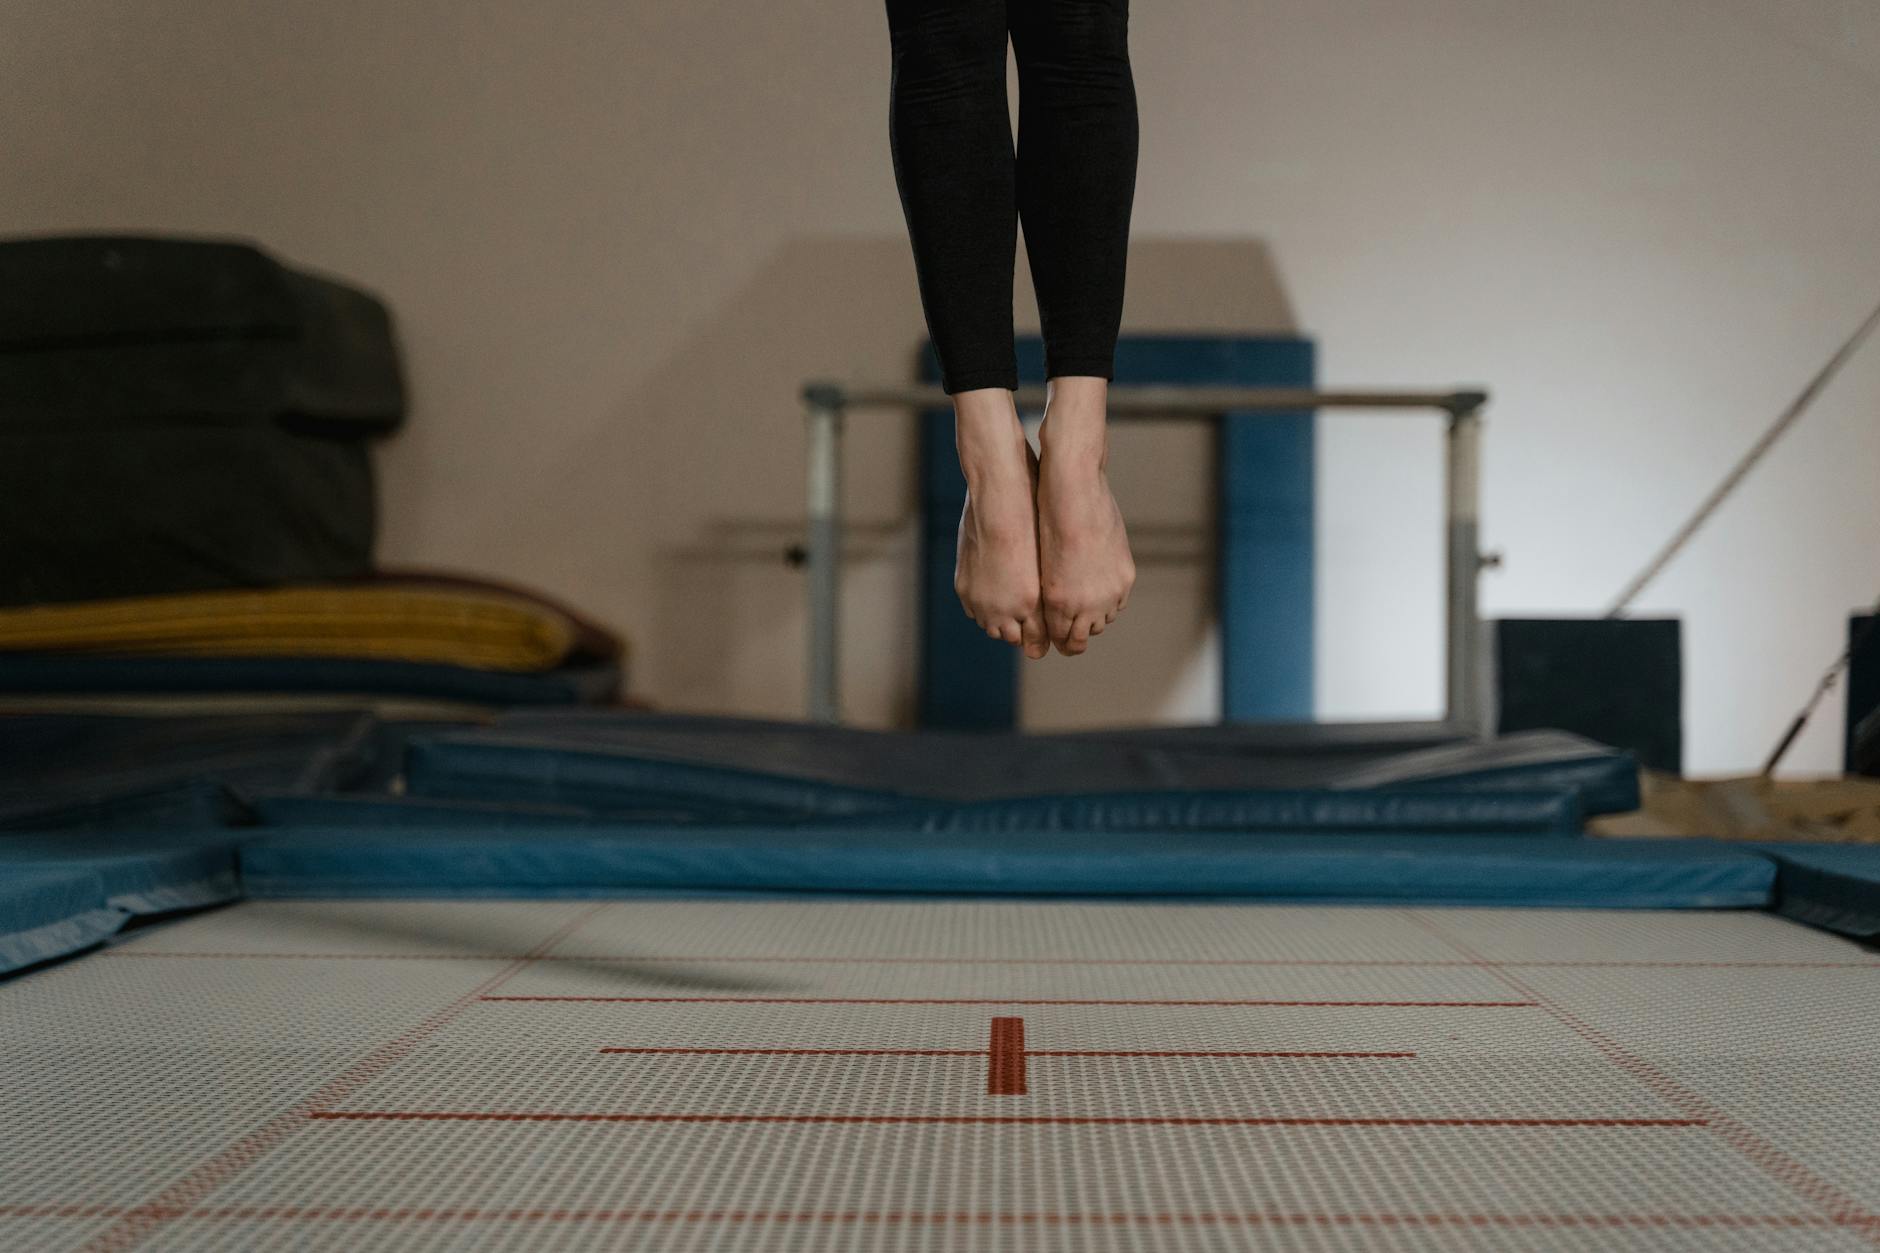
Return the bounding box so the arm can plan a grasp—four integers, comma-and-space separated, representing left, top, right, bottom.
76, 903, 610, 1253
1402, 911, 1880, 1242
308, 1112, 1704, 1127
1028, 1050, 1416, 1059
596, 1047, 1416, 1059
101, 951, 1880, 969
988, 1017, 1027, 1095
8, 1205, 1874, 1229
484, 996, 1533, 1007
600, 1047, 982, 1057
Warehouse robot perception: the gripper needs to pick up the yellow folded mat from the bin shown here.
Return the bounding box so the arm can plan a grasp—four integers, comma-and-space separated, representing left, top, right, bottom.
0, 585, 580, 671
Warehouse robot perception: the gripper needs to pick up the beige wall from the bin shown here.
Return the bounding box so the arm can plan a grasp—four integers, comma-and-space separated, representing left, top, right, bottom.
3, 0, 1876, 772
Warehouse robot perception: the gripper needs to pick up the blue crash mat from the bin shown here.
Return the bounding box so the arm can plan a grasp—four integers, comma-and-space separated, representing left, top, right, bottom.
404, 718, 1635, 820
240, 827, 1771, 908
250, 785, 1578, 835
0, 834, 242, 917
1762, 843, 1880, 939
404, 737, 908, 820
245, 792, 621, 828
0, 868, 122, 976
0, 712, 387, 831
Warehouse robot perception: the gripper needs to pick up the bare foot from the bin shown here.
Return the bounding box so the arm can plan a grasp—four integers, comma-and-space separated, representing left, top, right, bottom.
1036, 376, 1135, 657
953, 389, 1050, 660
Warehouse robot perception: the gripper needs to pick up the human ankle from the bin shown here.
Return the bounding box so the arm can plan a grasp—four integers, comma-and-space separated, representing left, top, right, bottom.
1038, 411, 1108, 472
954, 404, 1029, 488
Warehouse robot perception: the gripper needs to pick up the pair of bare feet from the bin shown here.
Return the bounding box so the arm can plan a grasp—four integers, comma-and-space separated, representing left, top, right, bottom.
953, 376, 1136, 659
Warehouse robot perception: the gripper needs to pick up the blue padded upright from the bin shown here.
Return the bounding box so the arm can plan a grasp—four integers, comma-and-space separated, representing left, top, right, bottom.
918, 334, 1315, 728
240, 827, 1771, 908
1761, 843, 1880, 939
0, 868, 121, 976
916, 339, 1020, 730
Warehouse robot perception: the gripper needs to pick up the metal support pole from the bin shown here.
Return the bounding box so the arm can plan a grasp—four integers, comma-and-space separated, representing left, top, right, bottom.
805, 393, 844, 723
1444, 406, 1485, 735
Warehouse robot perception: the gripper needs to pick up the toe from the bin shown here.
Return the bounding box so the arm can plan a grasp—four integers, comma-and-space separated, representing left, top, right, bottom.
996, 619, 1023, 645
1020, 613, 1050, 660
1056, 617, 1092, 656
1043, 595, 1075, 651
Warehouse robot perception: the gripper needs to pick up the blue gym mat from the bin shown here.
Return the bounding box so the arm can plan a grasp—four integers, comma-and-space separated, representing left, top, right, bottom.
0, 711, 385, 831
33, 711, 1864, 987
814, 790, 1582, 835
401, 719, 1639, 818
0, 868, 123, 976
0, 834, 240, 917
0, 832, 245, 974
238, 826, 1773, 909
1762, 842, 1880, 938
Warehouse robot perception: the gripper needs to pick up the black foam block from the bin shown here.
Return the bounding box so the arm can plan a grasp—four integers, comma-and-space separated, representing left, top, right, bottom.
1495, 617, 1681, 774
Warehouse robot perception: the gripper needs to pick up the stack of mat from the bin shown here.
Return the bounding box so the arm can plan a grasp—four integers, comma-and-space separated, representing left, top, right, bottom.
0, 572, 625, 710
0, 235, 626, 709
5, 709, 1880, 978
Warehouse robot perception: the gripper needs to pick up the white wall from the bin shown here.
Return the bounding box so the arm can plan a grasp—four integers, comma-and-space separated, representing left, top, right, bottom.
3, 0, 1875, 773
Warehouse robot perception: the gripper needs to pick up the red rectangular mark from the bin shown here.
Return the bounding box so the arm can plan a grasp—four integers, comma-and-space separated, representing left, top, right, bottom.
989, 1017, 1026, 1096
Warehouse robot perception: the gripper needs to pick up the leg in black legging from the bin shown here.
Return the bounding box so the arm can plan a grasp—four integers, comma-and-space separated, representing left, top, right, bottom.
1006, 0, 1138, 656
1010, 0, 1139, 382
886, 0, 1047, 656
882, 0, 1138, 658
884, 0, 1019, 395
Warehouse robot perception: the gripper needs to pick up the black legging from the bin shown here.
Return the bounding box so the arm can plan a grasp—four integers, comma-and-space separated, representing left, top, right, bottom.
885, 0, 1138, 395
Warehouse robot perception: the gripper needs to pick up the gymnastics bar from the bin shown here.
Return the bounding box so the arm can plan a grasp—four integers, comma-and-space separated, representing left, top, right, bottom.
801, 381, 1490, 732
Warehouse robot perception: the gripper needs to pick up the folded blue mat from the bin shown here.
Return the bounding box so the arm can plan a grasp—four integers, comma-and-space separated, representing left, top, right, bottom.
0, 711, 387, 831
250, 785, 1578, 835
246, 792, 620, 828
0, 868, 123, 976
818, 789, 1582, 835
0, 654, 620, 706
1761, 843, 1880, 939
405, 737, 907, 819
240, 827, 1771, 908
0, 834, 242, 916
404, 721, 1632, 823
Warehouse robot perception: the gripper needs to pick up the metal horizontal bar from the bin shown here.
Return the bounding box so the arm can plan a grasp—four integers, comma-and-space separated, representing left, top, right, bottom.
804, 381, 1487, 417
